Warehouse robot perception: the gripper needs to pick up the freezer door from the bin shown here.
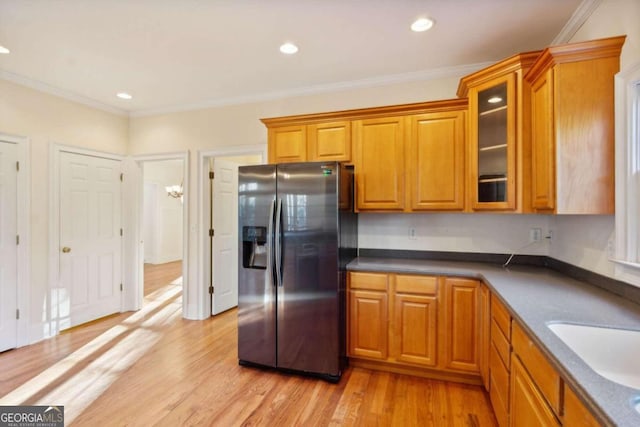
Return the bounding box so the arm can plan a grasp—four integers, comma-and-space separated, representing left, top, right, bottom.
276, 162, 341, 376
238, 164, 277, 368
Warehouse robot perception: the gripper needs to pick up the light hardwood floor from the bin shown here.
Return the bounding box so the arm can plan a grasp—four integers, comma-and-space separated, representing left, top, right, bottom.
0, 262, 497, 426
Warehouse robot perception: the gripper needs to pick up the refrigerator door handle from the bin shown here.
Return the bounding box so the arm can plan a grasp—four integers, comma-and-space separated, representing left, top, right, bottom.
266, 198, 276, 287
274, 198, 283, 287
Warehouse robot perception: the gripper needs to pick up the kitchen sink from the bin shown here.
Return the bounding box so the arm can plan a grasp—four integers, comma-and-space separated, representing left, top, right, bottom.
547, 322, 640, 390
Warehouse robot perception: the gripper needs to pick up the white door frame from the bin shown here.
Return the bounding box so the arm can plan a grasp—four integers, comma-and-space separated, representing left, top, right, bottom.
198, 144, 266, 318
0, 133, 30, 347
131, 151, 189, 318
48, 143, 123, 337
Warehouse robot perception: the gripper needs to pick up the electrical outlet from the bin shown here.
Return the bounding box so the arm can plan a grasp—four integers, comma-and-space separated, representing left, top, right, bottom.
529, 227, 542, 243
547, 230, 554, 241
408, 227, 417, 240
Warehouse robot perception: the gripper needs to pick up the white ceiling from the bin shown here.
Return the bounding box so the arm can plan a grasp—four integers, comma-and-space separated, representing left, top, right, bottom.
0, 0, 587, 116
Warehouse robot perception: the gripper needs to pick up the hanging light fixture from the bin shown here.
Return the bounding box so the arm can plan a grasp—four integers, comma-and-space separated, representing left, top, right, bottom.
165, 183, 183, 199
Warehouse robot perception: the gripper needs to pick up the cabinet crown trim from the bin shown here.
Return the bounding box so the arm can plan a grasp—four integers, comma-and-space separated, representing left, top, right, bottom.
524, 35, 626, 83
456, 51, 542, 97
260, 98, 468, 127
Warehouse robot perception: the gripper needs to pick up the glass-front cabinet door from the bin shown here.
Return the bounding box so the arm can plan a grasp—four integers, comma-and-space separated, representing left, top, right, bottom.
469, 74, 516, 210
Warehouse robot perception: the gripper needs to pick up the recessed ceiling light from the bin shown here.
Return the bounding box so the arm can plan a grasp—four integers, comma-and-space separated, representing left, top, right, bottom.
411, 17, 435, 32
116, 92, 133, 100
488, 96, 503, 104
279, 42, 299, 55
0, 45, 10, 54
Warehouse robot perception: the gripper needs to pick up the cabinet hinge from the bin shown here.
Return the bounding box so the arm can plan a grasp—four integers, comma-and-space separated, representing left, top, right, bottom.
209, 286, 214, 295
120, 228, 123, 236
16, 309, 20, 320
209, 171, 214, 180
16, 235, 19, 245
209, 229, 214, 237
16, 161, 20, 172
120, 283, 123, 292
120, 173, 123, 182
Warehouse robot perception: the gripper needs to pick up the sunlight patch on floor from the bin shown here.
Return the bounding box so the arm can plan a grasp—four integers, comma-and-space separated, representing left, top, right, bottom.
0, 284, 182, 424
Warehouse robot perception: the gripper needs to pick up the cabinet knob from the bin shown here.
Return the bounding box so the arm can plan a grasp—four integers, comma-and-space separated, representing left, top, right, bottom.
62, 247, 71, 253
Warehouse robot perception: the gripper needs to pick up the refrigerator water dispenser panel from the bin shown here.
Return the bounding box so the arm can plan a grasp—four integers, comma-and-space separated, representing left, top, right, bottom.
242, 226, 268, 269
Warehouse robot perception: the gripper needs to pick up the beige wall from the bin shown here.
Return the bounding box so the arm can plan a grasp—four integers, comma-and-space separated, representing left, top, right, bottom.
0, 79, 128, 341
128, 75, 463, 155
129, 75, 467, 315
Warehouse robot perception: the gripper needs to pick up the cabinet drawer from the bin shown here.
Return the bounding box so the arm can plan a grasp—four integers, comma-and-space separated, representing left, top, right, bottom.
350, 272, 388, 291
491, 294, 511, 339
395, 274, 437, 295
489, 343, 510, 427
491, 318, 511, 370
512, 322, 561, 416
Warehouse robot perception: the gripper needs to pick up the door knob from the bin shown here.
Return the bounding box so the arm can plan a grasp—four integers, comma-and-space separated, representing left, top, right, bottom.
62, 247, 71, 253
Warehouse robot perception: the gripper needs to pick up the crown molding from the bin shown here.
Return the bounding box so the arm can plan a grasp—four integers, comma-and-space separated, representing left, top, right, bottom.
552, 0, 603, 45
0, 69, 128, 117
130, 62, 493, 118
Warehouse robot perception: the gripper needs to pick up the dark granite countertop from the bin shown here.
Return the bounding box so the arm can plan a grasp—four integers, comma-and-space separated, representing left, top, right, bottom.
347, 257, 640, 427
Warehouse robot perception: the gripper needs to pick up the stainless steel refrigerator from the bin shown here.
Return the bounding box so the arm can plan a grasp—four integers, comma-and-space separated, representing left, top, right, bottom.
237, 161, 357, 382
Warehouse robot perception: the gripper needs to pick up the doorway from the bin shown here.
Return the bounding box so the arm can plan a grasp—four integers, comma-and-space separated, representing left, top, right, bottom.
140, 158, 186, 304
199, 146, 265, 317
0, 140, 18, 351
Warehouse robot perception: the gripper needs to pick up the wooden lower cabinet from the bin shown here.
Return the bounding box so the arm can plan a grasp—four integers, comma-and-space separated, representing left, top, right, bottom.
348, 272, 388, 360
562, 384, 601, 427
510, 356, 561, 427
479, 283, 491, 391
347, 272, 481, 383
392, 291, 438, 366
489, 296, 512, 427
441, 277, 481, 373
347, 271, 604, 427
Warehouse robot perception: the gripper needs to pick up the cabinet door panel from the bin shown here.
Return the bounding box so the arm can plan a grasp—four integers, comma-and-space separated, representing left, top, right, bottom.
468, 74, 517, 211
392, 293, 437, 366
530, 69, 555, 210
308, 121, 351, 162
442, 278, 480, 372
562, 384, 601, 427
348, 289, 388, 360
408, 111, 465, 210
269, 125, 307, 163
512, 322, 561, 414
353, 117, 405, 210
510, 356, 561, 427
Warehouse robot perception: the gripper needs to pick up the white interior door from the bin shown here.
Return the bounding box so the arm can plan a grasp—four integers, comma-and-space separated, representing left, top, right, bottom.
0, 141, 18, 351
59, 152, 122, 329
212, 158, 239, 315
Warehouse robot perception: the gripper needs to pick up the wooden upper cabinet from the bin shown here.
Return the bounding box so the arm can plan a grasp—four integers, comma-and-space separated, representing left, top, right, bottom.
525, 35, 625, 214
408, 109, 465, 211
458, 51, 541, 212
353, 116, 406, 211
268, 125, 307, 163
307, 121, 351, 162
530, 69, 555, 210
